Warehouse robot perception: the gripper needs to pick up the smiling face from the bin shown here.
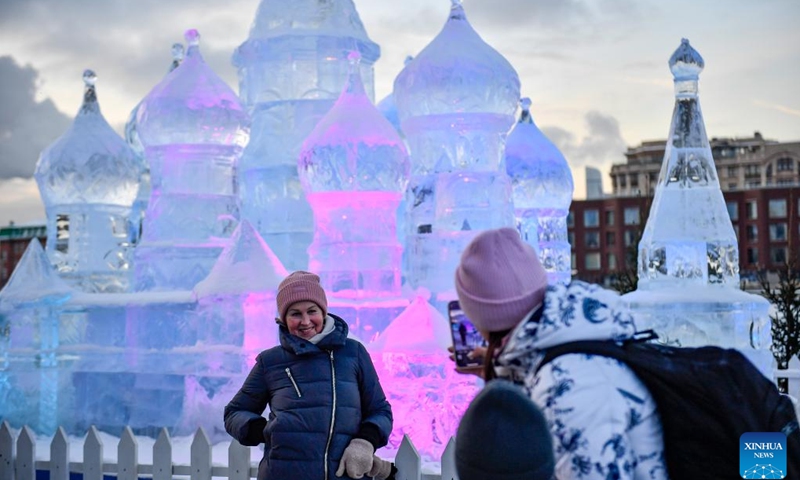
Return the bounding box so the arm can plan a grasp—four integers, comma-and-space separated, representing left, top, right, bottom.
285, 301, 325, 340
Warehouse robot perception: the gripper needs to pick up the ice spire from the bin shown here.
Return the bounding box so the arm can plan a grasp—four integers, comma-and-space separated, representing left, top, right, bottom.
34, 70, 144, 292
0, 240, 72, 308
623, 39, 771, 376
637, 38, 739, 288
133, 28, 250, 291
505, 97, 574, 284
233, 0, 381, 272
299, 50, 409, 300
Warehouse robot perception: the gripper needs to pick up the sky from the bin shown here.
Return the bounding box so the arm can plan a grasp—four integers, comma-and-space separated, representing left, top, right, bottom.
0, 0, 799, 227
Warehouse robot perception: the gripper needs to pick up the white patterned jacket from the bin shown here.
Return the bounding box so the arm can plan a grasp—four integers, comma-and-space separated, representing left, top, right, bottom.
495, 280, 670, 480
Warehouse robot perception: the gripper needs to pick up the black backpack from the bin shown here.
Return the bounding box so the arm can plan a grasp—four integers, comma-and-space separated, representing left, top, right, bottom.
537, 331, 800, 480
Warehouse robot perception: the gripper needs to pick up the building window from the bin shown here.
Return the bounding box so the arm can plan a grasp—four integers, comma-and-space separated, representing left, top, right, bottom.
624, 207, 640, 226
584, 210, 599, 227
585, 252, 601, 270
726, 201, 738, 221
745, 164, 760, 176
630, 175, 639, 189
768, 199, 787, 218
607, 253, 617, 271
746, 248, 758, 265
605, 210, 615, 226
746, 201, 758, 220
567, 211, 574, 228
620, 176, 627, 188
770, 246, 787, 264
777, 157, 794, 172
606, 232, 616, 246
568, 231, 575, 246
56, 214, 70, 254
746, 180, 761, 188
727, 166, 738, 177
769, 223, 787, 242
571, 253, 576, 270
624, 230, 637, 247
728, 183, 738, 190
585, 232, 600, 248
746, 225, 758, 242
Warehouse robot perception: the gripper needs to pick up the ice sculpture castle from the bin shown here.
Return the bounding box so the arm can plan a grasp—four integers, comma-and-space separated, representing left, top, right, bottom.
0, 0, 772, 466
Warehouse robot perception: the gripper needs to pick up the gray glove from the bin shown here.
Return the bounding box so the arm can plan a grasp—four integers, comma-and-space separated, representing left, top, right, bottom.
335, 438, 374, 478
368, 456, 394, 480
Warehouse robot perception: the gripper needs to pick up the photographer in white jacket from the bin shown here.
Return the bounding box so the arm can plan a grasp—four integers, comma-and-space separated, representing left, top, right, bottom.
454, 228, 669, 480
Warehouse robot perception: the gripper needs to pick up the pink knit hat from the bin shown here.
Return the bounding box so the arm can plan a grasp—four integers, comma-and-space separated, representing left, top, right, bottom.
276, 271, 328, 322
455, 228, 548, 333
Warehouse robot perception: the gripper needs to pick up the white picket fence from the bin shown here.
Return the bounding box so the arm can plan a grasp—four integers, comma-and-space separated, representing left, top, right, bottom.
2, 367, 799, 480
0, 422, 456, 480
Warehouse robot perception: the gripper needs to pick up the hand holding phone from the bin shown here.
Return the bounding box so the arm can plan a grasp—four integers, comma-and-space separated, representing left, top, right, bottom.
448, 300, 488, 369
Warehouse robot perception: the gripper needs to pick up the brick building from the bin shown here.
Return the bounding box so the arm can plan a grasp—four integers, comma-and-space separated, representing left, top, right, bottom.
0, 222, 47, 290
571, 134, 800, 284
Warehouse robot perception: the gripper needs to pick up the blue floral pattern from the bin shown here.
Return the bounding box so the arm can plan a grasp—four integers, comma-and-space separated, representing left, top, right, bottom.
496, 281, 669, 480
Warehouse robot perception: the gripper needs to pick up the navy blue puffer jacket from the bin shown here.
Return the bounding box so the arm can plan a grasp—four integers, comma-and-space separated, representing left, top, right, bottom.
224, 314, 393, 480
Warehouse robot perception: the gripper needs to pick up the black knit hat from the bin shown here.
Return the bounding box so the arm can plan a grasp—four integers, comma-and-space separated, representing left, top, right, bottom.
456, 381, 554, 480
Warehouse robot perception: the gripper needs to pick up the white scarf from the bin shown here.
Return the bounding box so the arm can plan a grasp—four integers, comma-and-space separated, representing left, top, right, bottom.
308, 315, 335, 345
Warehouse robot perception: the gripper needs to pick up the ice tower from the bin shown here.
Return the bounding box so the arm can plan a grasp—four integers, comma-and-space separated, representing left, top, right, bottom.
623, 39, 772, 373
233, 0, 380, 272
134, 30, 250, 291
505, 98, 574, 284
394, 0, 519, 301
34, 70, 144, 293
125, 43, 185, 246
299, 52, 410, 340
0, 240, 73, 434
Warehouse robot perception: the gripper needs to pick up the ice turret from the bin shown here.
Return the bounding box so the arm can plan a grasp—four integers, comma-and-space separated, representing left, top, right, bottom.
234, 0, 380, 271
299, 52, 409, 318
133, 29, 250, 291
505, 98, 574, 284
623, 39, 772, 375
125, 43, 185, 250
0, 240, 73, 434
34, 70, 144, 293
394, 0, 519, 300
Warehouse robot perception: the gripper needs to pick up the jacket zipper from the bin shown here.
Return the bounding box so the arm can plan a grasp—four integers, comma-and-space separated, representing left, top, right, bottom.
323, 351, 336, 479
285, 367, 302, 397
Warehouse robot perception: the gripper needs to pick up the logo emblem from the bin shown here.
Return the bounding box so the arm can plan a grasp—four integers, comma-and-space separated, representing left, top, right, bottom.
740, 432, 787, 479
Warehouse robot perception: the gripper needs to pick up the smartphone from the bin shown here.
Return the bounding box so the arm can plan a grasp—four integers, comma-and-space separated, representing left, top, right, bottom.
448, 300, 487, 368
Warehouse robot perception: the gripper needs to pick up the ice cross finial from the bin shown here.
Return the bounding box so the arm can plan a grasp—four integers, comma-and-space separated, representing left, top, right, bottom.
80, 69, 99, 113
83, 69, 97, 87
449, 0, 466, 20
344, 51, 366, 96
184, 29, 200, 47
169, 43, 185, 72
518, 97, 532, 124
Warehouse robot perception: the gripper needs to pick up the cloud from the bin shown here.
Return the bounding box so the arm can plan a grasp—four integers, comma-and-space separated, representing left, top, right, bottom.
0, 56, 71, 179
0, 178, 45, 226
752, 100, 800, 118
542, 111, 627, 197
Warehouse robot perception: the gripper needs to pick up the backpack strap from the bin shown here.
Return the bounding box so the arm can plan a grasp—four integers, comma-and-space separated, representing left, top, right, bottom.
536, 330, 659, 374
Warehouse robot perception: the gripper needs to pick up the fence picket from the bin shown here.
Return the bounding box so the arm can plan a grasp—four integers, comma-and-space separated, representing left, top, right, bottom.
153, 428, 172, 480
15, 427, 34, 480
50, 428, 68, 480
394, 435, 421, 480
0, 422, 13, 480
190, 428, 212, 480
439, 437, 458, 480
227, 440, 250, 480
118, 427, 138, 480
83, 427, 103, 480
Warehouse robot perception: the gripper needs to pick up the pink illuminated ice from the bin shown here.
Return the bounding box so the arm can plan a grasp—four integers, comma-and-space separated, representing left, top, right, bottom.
369, 295, 481, 461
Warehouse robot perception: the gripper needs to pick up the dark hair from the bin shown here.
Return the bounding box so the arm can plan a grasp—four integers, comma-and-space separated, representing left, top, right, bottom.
483, 329, 512, 381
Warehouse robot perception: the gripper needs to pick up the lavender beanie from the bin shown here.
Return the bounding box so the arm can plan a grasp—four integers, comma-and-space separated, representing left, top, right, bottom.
455, 228, 548, 333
